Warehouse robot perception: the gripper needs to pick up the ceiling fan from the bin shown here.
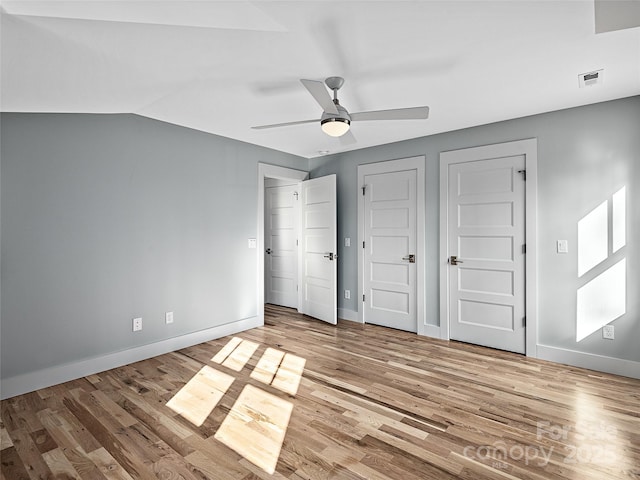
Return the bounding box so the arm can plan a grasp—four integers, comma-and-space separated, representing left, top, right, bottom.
251, 76, 429, 139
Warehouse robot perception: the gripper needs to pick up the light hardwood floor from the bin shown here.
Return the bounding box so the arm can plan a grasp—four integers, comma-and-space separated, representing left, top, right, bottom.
2, 304, 639, 479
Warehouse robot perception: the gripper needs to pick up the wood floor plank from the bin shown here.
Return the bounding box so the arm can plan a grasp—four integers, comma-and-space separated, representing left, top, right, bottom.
2, 304, 639, 479
41, 448, 82, 479
0, 446, 31, 480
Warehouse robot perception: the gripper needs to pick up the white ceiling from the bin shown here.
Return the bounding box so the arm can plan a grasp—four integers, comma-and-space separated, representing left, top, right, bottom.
2, 1, 639, 159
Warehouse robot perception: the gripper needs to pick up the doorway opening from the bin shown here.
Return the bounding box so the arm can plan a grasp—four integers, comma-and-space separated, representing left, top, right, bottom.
257, 164, 338, 326
257, 164, 308, 325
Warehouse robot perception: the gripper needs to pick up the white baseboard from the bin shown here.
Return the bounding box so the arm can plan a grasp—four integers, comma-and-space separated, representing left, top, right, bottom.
537, 344, 640, 380
0, 316, 262, 400
338, 308, 361, 323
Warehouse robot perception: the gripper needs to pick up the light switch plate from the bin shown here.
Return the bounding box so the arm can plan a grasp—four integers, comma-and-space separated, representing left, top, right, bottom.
603, 325, 614, 339
165, 311, 174, 324
344, 237, 351, 247
557, 240, 568, 253
248, 238, 257, 249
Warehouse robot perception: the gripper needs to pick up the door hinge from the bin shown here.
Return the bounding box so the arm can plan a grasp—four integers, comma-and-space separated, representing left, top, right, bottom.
296, 239, 299, 246
522, 244, 526, 254
293, 191, 299, 200
517, 169, 527, 181
363, 294, 365, 302
362, 241, 365, 249
362, 185, 366, 196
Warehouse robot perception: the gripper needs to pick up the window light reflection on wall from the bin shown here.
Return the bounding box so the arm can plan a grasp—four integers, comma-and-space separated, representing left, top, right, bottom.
576, 186, 626, 342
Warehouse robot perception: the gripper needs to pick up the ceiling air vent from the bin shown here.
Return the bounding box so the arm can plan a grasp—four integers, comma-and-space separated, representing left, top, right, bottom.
579, 69, 604, 88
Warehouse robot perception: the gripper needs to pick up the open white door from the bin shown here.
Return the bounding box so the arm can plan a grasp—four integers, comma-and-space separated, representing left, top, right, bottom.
299, 175, 337, 324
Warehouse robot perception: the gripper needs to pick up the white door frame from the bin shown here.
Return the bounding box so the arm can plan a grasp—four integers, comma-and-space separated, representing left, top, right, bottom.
439, 139, 538, 357
257, 163, 308, 324
358, 156, 426, 334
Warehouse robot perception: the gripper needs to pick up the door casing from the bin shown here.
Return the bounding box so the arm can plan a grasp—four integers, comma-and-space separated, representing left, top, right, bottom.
439, 139, 538, 357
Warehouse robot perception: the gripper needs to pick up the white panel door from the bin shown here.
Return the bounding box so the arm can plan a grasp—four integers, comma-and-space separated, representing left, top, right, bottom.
265, 185, 298, 308
448, 155, 526, 353
299, 175, 337, 324
363, 169, 417, 332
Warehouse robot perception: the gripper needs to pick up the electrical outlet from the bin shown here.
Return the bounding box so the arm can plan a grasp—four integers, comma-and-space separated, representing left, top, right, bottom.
344, 289, 351, 299
133, 317, 143, 332
165, 311, 174, 324
344, 237, 351, 247
602, 325, 614, 340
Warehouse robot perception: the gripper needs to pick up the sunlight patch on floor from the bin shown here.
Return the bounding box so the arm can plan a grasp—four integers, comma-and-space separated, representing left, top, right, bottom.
166, 366, 234, 426
167, 337, 306, 473
214, 384, 293, 475
211, 336, 242, 363
250, 347, 285, 384
250, 348, 306, 396
272, 353, 306, 396
211, 337, 259, 371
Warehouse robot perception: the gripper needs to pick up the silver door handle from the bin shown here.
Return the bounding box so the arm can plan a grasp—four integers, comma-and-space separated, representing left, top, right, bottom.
449, 255, 463, 265
265, 248, 272, 254
402, 254, 416, 263
323, 252, 334, 260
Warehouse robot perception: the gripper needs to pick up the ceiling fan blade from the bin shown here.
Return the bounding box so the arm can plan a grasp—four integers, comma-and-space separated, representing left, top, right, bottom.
339, 130, 357, 146
300, 79, 339, 115
351, 106, 429, 122
251, 118, 317, 130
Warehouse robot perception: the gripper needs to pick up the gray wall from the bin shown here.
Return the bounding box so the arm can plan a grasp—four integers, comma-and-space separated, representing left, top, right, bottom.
310, 96, 640, 363
2, 96, 638, 383
1, 113, 306, 380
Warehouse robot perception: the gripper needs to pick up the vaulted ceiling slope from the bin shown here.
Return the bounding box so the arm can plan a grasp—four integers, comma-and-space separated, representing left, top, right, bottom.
1, 1, 639, 158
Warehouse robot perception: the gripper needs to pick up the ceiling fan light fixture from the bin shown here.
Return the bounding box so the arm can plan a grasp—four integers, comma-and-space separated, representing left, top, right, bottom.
321, 117, 351, 137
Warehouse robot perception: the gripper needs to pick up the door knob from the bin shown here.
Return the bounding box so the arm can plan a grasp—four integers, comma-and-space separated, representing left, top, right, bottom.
265, 248, 272, 254
323, 252, 334, 260
449, 255, 463, 265
402, 254, 416, 263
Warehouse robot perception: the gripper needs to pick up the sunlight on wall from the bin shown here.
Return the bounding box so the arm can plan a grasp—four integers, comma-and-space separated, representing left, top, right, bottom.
576, 187, 626, 342
166, 337, 306, 474
577, 201, 607, 277
612, 187, 626, 253
576, 259, 626, 342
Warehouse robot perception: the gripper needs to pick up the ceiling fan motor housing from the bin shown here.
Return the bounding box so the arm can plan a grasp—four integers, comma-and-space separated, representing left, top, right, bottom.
320, 103, 351, 136
321, 103, 351, 124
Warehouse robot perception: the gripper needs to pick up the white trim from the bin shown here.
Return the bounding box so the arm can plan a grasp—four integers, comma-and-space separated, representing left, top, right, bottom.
1, 316, 261, 400
439, 139, 538, 356
421, 323, 442, 339
338, 308, 360, 323
357, 156, 426, 334
537, 345, 640, 380
257, 163, 308, 324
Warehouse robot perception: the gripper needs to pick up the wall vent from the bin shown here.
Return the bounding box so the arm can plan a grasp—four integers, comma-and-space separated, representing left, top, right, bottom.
579, 69, 604, 88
